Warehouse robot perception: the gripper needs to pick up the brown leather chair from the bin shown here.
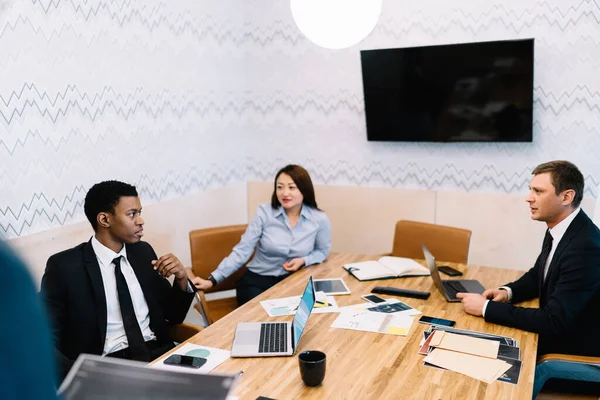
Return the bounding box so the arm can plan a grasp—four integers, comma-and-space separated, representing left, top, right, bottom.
188, 225, 252, 325
391, 220, 472, 264
168, 322, 203, 343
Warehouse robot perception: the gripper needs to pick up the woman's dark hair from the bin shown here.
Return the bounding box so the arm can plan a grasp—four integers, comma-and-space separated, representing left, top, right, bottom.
84, 180, 138, 231
271, 165, 320, 210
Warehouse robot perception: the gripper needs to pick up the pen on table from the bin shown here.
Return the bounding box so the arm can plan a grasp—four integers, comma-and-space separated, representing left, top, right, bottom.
234, 370, 244, 379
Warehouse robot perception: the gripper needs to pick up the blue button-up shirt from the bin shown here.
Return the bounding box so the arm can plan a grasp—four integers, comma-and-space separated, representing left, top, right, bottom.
211, 203, 332, 283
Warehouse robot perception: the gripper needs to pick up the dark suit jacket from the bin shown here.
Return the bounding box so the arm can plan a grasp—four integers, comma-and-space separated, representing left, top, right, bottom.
40, 239, 194, 378
485, 210, 600, 356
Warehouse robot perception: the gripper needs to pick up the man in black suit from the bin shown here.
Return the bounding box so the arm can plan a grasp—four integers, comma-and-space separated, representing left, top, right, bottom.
41, 181, 195, 379
457, 161, 600, 397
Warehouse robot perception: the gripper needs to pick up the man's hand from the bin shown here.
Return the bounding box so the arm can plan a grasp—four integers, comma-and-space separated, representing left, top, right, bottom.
282, 258, 305, 272
191, 276, 214, 291
482, 288, 509, 302
152, 253, 186, 280
456, 293, 487, 317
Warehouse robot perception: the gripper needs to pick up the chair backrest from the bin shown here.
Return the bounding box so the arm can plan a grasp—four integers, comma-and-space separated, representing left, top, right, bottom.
392, 220, 472, 264
189, 224, 251, 293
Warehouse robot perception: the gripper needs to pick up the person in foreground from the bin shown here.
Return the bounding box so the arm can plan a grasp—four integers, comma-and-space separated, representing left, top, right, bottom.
456, 161, 600, 398
0, 242, 58, 399
41, 181, 195, 380
192, 164, 331, 305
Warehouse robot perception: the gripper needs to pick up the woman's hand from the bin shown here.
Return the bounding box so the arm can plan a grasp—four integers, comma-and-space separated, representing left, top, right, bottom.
282, 258, 305, 272
191, 276, 214, 290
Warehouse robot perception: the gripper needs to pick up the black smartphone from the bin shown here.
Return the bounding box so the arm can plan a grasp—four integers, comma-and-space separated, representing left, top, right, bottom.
163, 354, 207, 369
437, 266, 463, 276
418, 315, 456, 327
361, 294, 386, 304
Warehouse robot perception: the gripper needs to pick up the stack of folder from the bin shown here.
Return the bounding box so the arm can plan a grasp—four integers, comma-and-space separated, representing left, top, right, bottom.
417, 326, 522, 384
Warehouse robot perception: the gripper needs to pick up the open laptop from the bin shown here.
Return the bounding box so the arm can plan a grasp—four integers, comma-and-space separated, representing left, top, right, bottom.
231, 276, 316, 357
58, 354, 237, 400
421, 243, 485, 302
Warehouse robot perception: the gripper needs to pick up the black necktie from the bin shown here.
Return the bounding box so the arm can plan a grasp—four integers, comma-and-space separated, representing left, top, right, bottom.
539, 230, 554, 290
113, 256, 150, 361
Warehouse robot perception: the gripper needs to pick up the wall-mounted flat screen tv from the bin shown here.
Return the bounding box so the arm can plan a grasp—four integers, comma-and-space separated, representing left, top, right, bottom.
360, 39, 534, 142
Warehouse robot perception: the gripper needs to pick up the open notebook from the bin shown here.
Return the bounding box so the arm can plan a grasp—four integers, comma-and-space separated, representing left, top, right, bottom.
343, 256, 430, 281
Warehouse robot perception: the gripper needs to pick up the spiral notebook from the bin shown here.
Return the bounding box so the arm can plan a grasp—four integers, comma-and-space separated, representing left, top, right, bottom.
343, 256, 430, 281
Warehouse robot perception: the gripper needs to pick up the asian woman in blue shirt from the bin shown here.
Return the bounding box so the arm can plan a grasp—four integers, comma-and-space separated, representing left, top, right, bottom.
192, 164, 331, 305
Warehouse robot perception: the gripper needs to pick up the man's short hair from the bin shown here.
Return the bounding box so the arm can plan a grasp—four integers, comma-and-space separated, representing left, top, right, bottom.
532, 161, 584, 208
84, 181, 138, 231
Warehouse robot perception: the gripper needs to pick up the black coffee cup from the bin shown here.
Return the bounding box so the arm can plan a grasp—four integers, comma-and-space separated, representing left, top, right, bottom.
298, 350, 326, 386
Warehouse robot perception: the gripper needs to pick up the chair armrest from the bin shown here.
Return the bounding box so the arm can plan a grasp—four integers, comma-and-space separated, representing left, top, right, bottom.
185, 267, 196, 280
194, 291, 214, 326
538, 353, 600, 366
168, 322, 203, 343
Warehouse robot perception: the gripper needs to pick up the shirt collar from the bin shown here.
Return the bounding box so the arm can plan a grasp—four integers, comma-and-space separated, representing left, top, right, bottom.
91, 236, 127, 267
274, 205, 312, 220
300, 205, 312, 220
549, 207, 581, 242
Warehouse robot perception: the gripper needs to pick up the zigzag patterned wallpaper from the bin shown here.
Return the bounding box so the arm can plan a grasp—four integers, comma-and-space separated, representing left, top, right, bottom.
1, 0, 599, 239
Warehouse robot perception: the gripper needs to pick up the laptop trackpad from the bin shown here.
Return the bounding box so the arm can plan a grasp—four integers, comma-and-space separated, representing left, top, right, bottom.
463, 280, 485, 294
235, 325, 261, 346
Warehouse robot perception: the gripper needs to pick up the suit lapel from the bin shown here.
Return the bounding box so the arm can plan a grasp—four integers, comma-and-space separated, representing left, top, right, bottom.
542, 210, 587, 294
83, 240, 108, 347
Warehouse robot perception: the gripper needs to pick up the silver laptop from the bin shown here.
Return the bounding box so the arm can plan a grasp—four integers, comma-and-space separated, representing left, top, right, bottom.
58, 354, 237, 400
421, 243, 485, 302
231, 276, 316, 357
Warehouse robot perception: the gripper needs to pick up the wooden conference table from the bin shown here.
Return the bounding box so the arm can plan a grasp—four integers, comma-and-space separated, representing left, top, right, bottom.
155, 253, 538, 399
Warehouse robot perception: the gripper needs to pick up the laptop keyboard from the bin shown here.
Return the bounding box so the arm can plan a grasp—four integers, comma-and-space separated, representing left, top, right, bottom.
443, 280, 468, 298
258, 323, 288, 353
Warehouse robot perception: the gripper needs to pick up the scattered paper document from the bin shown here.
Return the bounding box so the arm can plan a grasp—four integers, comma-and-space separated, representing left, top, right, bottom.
497, 356, 522, 385
260, 295, 301, 317
423, 348, 511, 384
152, 343, 230, 374
429, 330, 500, 359
331, 309, 415, 336
260, 291, 339, 317
339, 298, 421, 317
425, 325, 517, 347
313, 291, 340, 314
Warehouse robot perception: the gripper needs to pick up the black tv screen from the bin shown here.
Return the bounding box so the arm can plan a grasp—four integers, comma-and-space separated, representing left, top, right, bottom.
360, 39, 534, 142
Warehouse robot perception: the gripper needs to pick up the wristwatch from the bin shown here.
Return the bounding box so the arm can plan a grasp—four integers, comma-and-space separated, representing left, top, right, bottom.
207, 274, 217, 286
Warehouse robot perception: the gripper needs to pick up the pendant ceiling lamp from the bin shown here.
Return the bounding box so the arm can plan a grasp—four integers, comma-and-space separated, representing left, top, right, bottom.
290, 0, 383, 50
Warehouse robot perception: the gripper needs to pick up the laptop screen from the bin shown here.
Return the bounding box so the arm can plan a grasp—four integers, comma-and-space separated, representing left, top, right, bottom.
292, 277, 316, 349
421, 243, 446, 296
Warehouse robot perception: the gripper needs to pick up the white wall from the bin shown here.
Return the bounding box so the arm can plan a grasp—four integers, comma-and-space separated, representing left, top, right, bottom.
2, 0, 598, 267
244, 0, 600, 198
9, 183, 248, 288
0, 1, 249, 239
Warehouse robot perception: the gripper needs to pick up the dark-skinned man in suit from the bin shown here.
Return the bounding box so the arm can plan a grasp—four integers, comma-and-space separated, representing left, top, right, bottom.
41, 181, 195, 380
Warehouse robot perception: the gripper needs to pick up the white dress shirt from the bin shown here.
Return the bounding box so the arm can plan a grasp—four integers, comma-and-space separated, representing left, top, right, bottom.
91, 236, 156, 355
483, 207, 581, 317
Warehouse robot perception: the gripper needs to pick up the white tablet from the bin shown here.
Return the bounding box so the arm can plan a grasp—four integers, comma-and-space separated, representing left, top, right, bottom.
313, 278, 351, 295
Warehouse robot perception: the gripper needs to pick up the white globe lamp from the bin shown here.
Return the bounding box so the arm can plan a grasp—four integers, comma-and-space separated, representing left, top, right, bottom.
290, 0, 383, 50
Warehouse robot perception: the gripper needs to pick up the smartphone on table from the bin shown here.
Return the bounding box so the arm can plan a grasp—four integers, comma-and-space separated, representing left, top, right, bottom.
437, 266, 463, 276
361, 294, 387, 304
163, 354, 207, 369
418, 315, 456, 327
